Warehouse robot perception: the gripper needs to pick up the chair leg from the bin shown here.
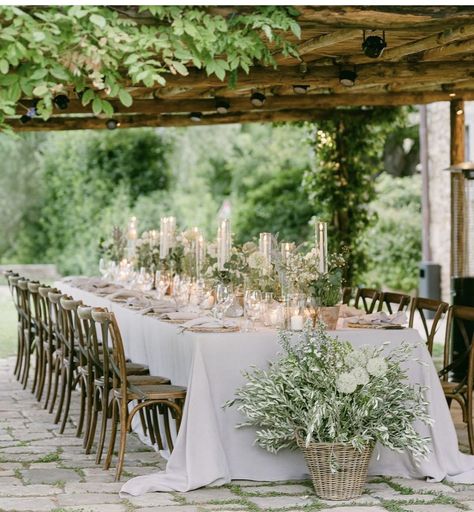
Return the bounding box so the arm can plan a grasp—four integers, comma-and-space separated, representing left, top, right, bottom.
82, 376, 94, 446
37, 345, 49, 404
151, 406, 163, 450
95, 386, 110, 464
44, 350, 55, 410
21, 335, 31, 389
162, 406, 174, 452
48, 357, 61, 414
35, 342, 45, 401
59, 364, 74, 434
104, 399, 119, 470
75, 377, 86, 438
54, 363, 67, 424
85, 387, 100, 454
31, 342, 40, 395
115, 401, 129, 481
467, 397, 474, 455
14, 324, 23, 380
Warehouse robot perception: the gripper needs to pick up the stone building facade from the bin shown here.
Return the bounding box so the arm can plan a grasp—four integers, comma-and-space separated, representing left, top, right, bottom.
425, 101, 474, 303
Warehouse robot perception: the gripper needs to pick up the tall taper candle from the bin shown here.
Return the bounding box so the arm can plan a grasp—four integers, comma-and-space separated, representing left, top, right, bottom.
159, 217, 168, 259
217, 219, 231, 271
316, 221, 328, 273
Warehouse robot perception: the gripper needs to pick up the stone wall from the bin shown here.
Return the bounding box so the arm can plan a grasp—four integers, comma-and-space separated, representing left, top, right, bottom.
426, 102, 451, 303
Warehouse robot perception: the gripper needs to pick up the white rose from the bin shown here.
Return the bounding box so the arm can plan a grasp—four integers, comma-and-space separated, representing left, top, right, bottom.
350, 367, 369, 386
366, 357, 388, 377
344, 349, 367, 369
336, 372, 357, 394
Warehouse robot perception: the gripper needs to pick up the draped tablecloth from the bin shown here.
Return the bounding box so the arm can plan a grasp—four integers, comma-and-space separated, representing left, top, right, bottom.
57, 282, 474, 495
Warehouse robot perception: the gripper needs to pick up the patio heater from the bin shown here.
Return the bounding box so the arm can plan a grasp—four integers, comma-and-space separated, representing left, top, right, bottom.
447, 161, 474, 380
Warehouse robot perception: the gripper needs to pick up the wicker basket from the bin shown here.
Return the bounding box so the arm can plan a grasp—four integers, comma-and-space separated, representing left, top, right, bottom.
296, 437, 373, 500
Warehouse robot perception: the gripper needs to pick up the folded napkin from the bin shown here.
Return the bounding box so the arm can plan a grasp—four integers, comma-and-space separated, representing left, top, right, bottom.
94, 285, 123, 295
180, 316, 238, 331
125, 297, 152, 309
142, 305, 178, 316
342, 311, 407, 328
160, 311, 201, 322
107, 289, 143, 302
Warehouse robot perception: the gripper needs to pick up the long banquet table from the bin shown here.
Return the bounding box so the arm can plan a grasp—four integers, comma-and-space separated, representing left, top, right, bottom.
57, 281, 474, 496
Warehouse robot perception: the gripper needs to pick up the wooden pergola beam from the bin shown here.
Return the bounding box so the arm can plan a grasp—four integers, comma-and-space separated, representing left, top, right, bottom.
17, 89, 474, 118
419, 37, 474, 61
274, 29, 361, 64
450, 99, 466, 278
6, 108, 336, 132
159, 61, 474, 90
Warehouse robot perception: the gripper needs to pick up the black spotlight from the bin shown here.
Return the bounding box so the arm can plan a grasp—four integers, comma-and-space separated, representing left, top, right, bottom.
293, 85, 309, 95
106, 119, 119, 130
339, 69, 357, 87
250, 91, 266, 107
190, 112, 202, 122
53, 94, 70, 110
362, 31, 387, 58
20, 114, 31, 124
215, 99, 230, 115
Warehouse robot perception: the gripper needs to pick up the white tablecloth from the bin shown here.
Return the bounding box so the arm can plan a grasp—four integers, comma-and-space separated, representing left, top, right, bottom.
57, 282, 474, 495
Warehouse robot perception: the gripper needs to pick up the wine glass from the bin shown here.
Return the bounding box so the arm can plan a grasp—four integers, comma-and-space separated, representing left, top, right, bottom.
244, 290, 262, 331
99, 258, 107, 280
174, 276, 191, 308
155, 271, 170, 300
214, 284, 232, 320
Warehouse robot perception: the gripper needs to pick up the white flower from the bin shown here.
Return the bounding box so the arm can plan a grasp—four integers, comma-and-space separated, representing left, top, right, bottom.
242, 241, 258, 254
344, 349, 367, 369
247, 251, 266, 269
366, 357, 388, 377
207, 242, 218, 258
350, 367, 370, 386
336, 372, 358, 394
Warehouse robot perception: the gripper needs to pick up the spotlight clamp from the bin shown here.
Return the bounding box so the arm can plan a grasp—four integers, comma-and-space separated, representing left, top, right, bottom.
362, 30, 387, 59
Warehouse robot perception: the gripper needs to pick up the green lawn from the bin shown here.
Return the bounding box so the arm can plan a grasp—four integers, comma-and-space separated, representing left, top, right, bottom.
0, 286, 17, 358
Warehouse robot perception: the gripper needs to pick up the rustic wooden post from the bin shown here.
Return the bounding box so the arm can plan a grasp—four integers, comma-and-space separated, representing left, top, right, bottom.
450, 99, 466, 278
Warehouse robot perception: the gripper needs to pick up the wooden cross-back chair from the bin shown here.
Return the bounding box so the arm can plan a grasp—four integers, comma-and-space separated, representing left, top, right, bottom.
26, 281, 43, 398
46, 290, 67, 416
85, 306, 170, 466
54, 296, 83, 434
16, 278, 36, 390
378, 291, 411, 314
439, 305, 474, 454
91, 307, 186, 480
408, 297, 449, 355
6, 273, 22, 380
36, 285, 56, 407
354, 287, 381, 314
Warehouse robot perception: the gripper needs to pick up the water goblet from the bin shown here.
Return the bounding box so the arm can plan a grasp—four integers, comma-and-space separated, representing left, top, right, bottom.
244, 290, 262, 331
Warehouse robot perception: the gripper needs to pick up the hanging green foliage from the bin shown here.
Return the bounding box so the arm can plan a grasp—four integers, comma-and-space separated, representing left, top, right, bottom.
303, 107, 409, 286
0, 6, 300, 123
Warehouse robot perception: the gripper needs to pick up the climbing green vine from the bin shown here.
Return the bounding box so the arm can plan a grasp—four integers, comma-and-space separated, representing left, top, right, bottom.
303, 107, 408, 286
0, 6, 301, 122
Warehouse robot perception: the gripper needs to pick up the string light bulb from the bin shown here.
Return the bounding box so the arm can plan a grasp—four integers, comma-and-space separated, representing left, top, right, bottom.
339, 69, 357, 87
250, 91, 266, 107
190, 112, 202, 122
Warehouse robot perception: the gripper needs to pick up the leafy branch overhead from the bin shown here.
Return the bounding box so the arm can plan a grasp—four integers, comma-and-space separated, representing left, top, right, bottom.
0, 6, 301, 122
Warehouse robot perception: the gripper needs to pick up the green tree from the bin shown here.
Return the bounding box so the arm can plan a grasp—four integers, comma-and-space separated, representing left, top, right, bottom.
361, 173, 421, 293
10, 128, 172, 274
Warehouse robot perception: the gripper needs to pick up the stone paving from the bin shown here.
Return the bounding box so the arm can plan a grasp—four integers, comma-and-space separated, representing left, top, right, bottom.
2, 357, 474, 512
